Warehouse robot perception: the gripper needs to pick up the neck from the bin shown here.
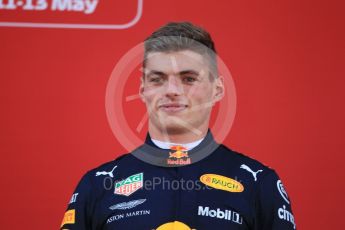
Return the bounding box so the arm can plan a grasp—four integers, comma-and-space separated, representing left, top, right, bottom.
148, 123, 209, 144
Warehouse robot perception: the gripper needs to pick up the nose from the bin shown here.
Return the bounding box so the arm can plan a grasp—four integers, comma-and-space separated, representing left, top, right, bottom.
165, 76, 183, 97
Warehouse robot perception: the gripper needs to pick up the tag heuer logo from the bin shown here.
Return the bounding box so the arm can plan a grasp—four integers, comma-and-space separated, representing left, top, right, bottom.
114, 173, 143, 196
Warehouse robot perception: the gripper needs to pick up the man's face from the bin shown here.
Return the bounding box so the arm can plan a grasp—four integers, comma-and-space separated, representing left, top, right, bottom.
140, 50, 224, 136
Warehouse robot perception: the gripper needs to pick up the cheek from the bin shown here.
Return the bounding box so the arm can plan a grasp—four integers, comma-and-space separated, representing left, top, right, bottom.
143, 91, 160, 108
144, 95, 154, 107
187, 86, 213, 103
142, 86, 154, 101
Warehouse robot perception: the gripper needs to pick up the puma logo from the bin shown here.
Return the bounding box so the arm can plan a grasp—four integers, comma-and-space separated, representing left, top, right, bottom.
95, 165, 117, 178
240, 164, 263, 181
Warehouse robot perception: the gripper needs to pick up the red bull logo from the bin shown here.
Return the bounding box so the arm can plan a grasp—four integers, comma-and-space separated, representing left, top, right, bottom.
169, 146, 188, 159
167, 146, 191, 165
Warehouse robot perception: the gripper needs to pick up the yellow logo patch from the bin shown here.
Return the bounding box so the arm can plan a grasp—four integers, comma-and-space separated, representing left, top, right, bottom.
200, 174, 244, 193
156, 221, 193, 230
61, 209, 75, 227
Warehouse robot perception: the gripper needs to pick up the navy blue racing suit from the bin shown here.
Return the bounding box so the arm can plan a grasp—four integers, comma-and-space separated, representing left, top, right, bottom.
61, 131, 296, 230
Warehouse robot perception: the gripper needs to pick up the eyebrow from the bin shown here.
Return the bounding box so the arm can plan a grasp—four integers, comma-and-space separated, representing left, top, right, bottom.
179, 70, 200, 76
146, 70, 166, 77
146, 69, 200, 77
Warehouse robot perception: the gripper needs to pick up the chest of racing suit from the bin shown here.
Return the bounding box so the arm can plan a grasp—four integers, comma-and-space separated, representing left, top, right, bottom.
61, 132, 296, 230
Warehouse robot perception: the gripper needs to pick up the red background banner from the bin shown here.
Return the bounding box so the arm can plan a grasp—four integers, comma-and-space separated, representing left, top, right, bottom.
1, 0, 344, 229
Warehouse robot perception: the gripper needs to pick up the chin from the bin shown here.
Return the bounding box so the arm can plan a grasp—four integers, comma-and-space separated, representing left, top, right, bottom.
160, 124, 188, 135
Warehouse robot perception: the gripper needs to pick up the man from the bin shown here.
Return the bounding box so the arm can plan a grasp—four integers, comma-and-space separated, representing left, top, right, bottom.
61, 22, 296, 230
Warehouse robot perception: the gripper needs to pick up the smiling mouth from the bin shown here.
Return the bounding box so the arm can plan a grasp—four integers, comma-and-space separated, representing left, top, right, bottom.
159, 104, 188, 113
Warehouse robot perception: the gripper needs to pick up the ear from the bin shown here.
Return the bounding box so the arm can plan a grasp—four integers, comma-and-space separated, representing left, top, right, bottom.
212, 76, 225, 104
139, 76, 146, 103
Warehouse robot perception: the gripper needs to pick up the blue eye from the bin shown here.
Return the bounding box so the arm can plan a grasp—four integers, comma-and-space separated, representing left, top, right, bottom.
183, 76, 196, 83
149, 76, 162, 83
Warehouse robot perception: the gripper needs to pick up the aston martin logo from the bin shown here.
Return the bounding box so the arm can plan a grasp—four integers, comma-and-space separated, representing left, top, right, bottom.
109, 199, 146, 210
